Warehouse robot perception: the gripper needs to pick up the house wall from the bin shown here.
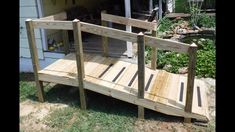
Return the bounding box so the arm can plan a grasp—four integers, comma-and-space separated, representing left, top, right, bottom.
42, 0, 108, 47
20, 0, 44, 59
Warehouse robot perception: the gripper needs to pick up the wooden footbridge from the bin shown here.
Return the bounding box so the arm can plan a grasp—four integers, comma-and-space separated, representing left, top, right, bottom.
25, 11, 209, 123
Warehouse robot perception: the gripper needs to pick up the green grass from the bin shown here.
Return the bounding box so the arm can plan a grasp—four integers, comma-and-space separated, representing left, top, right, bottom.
20, 73, 214, 131
44, 106, 135, 132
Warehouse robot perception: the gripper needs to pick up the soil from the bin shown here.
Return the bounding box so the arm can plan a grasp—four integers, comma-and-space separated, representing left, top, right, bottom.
20, 78, 215, 132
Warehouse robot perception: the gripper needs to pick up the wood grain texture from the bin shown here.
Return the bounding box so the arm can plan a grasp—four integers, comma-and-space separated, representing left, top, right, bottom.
101, 10, 109, 57
25, 19, 45, 102
101, 12, 157, 30
37, 53, 209, 122
73, 19, 87, 110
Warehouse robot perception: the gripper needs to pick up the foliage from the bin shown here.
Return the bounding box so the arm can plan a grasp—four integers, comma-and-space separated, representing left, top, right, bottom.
175, 0, 190, 13
145, 38, 215, 78
198, 13, 215, 28
157, 17, 184, 34
157, 17, 173, 32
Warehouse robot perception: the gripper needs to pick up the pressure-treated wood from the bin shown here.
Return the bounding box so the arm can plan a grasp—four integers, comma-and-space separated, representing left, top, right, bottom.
145, 36, 190, 53
184, 43, 198, 123
31, 20, 190, 54
101, 12, 157, 31
37, 53, 209, 121
33, 20, 73, 30
101, 10, 109, 57
62, 30, 69, 54
27, 16, 208, 123
38, 12, 67, 20
25, 19, 45, 102
137, 32, 145, 119
72, 19, 87, 110
151, 31, 157, 70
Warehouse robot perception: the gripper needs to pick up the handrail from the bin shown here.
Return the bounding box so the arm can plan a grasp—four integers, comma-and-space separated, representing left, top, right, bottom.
27, 15, 197, 122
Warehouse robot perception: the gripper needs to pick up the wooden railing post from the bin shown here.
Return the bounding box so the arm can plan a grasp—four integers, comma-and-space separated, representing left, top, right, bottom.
101, 10, 109, 57
72, 19, 87, 110
62, 30, 70, 55
151, 30, 157, 70
137, 32, 145, 119
184, 43, 197, 123
25, 19, 45, 102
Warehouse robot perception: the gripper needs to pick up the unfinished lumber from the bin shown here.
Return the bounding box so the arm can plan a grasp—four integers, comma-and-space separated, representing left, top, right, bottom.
151, 30, 157, 70
101, 12, 157, 31
137, 32, 145, 119
25, 19, 45, 102
101, 10, 109, 57
184, 43, 197, 123
62, 30, 69, 54
72, 19, 87, 110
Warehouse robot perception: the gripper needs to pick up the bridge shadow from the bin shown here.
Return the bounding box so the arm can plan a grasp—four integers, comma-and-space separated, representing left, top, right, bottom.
26, 83, 185, 123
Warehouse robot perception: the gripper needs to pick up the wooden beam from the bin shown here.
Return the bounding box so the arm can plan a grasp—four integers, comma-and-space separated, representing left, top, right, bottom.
80, 22, 137, 43
184, 43, 197, 123
32, 20, 190, 54
101, 10, 109, 57
145, 36, 190, 54
62, 30, 69, 54
38, 12, 67, 20
151, 30, 157, 70
137, 32, 145, 119
101, 13, 157, 31
33, 20, 73, 30
25, 19, 45, 102
72, 19, 87, 110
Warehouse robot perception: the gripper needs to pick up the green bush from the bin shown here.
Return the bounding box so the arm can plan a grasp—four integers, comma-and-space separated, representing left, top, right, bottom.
198, 13, 215, 28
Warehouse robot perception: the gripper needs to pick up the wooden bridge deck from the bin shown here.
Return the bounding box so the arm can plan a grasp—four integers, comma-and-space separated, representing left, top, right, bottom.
38, 53, 209, 122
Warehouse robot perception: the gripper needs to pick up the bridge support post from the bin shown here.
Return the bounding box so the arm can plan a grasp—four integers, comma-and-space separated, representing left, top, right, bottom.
73, 19, 87, 110
151, 30, 157, 70
184, 43, 197, 123
26, 19, 45, 102
137, 32, 145, 119
101, 10, 109, 57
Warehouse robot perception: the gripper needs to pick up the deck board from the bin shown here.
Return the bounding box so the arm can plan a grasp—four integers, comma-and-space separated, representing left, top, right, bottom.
38, 53, 209, 121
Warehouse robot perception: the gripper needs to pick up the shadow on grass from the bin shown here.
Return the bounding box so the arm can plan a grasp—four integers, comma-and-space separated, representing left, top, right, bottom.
26, 82, 184, 123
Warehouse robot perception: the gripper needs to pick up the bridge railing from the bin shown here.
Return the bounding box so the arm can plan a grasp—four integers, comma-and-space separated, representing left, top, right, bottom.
25, 11, 197, 122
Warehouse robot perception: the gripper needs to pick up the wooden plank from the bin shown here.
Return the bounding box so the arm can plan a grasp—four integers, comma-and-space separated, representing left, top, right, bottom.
137, 32, 145, 119
73, 19, 87, 110
150, 31, 157, 70
101, 10, 109, 57
99, 61, 131, 89
62, 30, 70, 54
114, 64, 137, 93
80, 22, 137, 43
33, 20, 73, 30
83, 75, 208, 121
184, 43, 197, 123
25, 19, 44, 102
145, 36, 190, 53
32, 20, 137, 43
165, 13, 191, 18
38, 12, 67, 20
101, 13, 157, 31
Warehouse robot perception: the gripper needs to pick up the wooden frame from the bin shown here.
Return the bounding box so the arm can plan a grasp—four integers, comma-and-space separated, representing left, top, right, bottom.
26, 12, 197, 122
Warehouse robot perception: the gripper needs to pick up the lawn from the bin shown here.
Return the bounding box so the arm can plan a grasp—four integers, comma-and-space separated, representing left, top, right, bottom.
19, 73, 215, 132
